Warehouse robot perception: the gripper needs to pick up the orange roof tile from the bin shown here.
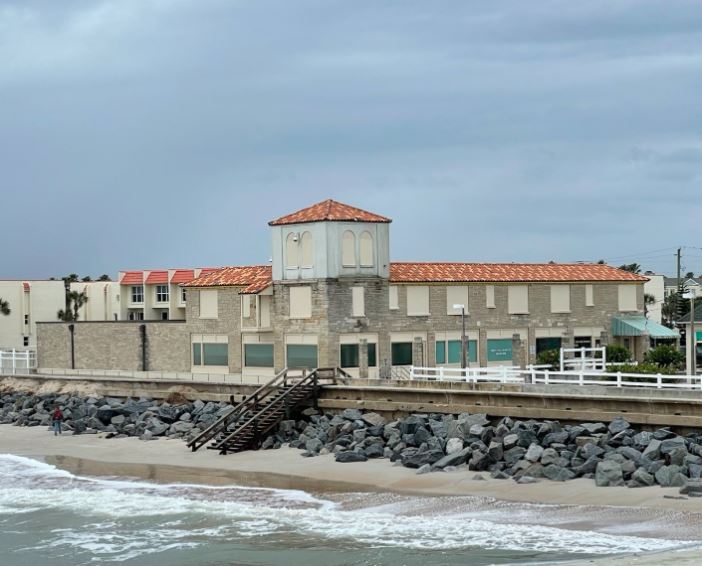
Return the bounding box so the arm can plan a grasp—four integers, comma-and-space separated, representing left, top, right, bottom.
183, 265, 272, 294
170, 269, 195, 284
145, 270, 168, 285
120, 271, 143, 285
269, 199, 391, 226
390, 263, 648, 283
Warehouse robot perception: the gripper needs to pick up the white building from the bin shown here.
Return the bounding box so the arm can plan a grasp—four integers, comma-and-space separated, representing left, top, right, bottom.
0, 280, 66, 350
643, 272, 665, 325
69, 281, 122, 321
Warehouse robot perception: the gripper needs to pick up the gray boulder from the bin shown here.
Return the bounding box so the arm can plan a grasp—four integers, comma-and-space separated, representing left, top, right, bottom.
342, 408, 363, 421
596, 460, 624, 487
433, 447, 472, 470
642, 439, 662, 461
608, 418, 630, 434
361, 412, 386, 428
525, 443, 544, 463
446, 437, 464, 455
543, 465, 575, 482
655, 465, 686, 487
630, 467, 655, 487
335, 451, 368, 463
364, 443, 385, 459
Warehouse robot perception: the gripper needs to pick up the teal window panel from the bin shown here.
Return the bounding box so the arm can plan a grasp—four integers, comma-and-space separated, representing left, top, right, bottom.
192, 343, 201, 366
368, 343, 377, 367
203, 343, 228, 366
340, 344, 359, 368
487, 339, 512, 362
435, 341, 446, 364
536, 337, 561, 355
467, 340, 477, 363
244, 344, 274, 367
287, 344, 318, 369
447, 340, 462, 363
391, 342, 413, 365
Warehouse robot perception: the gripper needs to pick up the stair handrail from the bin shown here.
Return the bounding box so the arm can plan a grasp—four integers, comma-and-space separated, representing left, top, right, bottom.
214, 369, 320, 453
187, 367, 289, 451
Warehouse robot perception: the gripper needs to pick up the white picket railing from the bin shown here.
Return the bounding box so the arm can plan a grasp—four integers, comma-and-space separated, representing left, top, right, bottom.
410, 365, 702, 390
0, 350, 37, 374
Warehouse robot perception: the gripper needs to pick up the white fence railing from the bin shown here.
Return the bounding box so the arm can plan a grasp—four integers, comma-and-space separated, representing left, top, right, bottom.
560, 347, 606, 372
0, 350, 37, 374
410, 365, 702, 390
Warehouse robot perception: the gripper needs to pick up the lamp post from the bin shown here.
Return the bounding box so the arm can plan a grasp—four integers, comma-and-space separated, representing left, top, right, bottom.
453, 304, 467, 370
684, 289, 697, 375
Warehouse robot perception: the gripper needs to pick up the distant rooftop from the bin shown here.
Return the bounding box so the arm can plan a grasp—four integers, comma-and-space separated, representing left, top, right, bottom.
268, 199, 392, 226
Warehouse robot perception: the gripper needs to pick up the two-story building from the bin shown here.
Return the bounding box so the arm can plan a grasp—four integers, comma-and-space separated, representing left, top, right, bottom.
38, 199, 669, 377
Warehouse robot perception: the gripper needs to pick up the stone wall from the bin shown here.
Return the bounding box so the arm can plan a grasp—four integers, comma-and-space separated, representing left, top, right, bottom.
37, 321, 189, 372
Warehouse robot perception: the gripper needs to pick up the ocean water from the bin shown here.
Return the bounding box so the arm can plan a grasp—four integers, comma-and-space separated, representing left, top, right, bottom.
0, 454, 695, 566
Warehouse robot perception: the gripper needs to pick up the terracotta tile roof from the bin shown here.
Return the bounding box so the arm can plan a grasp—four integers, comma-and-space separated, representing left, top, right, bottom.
145, 271, 168, 285
183, 265, 272, 294
390, 263, 649, 283
269, 199, 391, 226
120, 271, 143, 285
170, 269, 195, 284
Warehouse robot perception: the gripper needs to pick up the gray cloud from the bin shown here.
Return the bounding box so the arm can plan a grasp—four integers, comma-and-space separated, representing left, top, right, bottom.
1, 0, 701, 279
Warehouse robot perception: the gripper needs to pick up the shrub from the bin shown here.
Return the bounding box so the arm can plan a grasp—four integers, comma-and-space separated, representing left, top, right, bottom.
643, 344, 685, 369
536, 349, 560, 370
615, 363, 678, 375
606, 344, 631, 363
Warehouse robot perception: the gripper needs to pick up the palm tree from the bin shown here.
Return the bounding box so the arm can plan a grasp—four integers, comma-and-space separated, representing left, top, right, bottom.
57, 290, 88, 321
619, 263, 642, 274
644, 293, 656, 318
0, 298, 10, 316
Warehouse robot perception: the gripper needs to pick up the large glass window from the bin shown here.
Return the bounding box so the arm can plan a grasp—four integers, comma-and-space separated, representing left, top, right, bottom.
287, 344, 318, 369
131, 285, 144, 303
156, 285, 169, 303
391, 342, 413, 365
340, 343, 377, 368
192, 341, 229, 367
435, 340, 477, 364
245, 344, 274, 367
487, 339, 513, 362
536, 337, 561, 355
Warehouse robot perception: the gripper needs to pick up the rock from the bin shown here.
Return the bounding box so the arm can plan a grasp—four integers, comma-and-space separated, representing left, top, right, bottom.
502, 433, 519, 450
616, 446, 643, 465
596, 461, 624, 487
147, 420, 169, 436
504, 446, 527, 466
630, 467, 655, 487
487, 441, 503, 462
655, 465, 686, 487
335, 451, 368, 463
516, 476, 540, 484
543, 465, 575, 482
642, 439, 662, 461
416, 464, 432, 475
95, 405, 114, 425
581, 422, 607, 434
110, 414, 126, 426
445, 437, 464, 455
660, 437, 686, 455
680, 480, 702, 495
572, 456, 600, 476
468, 450, 489, 471
472, 474, 486, 481
361, 412, 385, 428
540, 448, 559, 466
608, 418, 630, 434
400, 415, 425, 436
364, 443, 385, 459
402, 449, 445, 469
341, 408, 363, 421
414, 426, 432, 446
433, 447, 472, 470
633, 431, 654, 447
668, 447, 688, 467
542, 431, 569, 446
525, 443, 544, 463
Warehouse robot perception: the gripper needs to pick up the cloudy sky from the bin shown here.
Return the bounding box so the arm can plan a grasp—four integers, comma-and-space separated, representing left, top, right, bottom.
2, 0, 702, 279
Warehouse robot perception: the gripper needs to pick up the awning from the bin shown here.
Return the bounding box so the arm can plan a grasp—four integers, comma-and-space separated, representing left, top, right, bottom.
612, 316, 679, 339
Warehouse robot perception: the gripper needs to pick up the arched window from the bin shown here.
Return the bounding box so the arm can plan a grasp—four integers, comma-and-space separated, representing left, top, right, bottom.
342, 231, 356, 267
286, 233, 298, 268
360, 231, 374, 267
300, 231, 313, 267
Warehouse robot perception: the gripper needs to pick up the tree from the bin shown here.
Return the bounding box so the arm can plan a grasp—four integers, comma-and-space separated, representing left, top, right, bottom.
644, 345, 685, 369
597, 259, 606, 264
97, 274, 112, 281
618, 263, 642, 274
606, 344, 631, 363
662, 293, 678, 327
81, 276, 92, 282
686, 272, 695, 279
0, 298, 10, 316
57, 290, 88, 321
644, 293, 656, 318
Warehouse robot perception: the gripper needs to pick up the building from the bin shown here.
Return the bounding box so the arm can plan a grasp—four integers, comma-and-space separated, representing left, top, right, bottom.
117, 268, 216, 321
38, 199, 662, 376
679, 304, 702, 375
664, 276, 701, 297
643, 272, 665, 325
69, 281, 121, 322
0, 280, 65, 350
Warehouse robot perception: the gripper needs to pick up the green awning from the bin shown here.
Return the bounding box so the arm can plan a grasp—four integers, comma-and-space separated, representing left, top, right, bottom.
612, 316, 679, 339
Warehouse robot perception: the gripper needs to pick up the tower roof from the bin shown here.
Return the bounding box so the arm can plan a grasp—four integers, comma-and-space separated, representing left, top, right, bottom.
268, 199, 392, 226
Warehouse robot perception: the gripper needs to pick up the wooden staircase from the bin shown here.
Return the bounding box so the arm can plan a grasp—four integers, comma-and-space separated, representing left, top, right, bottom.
187, 367, 349, 455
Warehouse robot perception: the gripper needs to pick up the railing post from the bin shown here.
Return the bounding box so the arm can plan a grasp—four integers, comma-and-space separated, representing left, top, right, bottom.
617, 372, 622, 387
544, 369, 549, 385
12, 349, 16, 375
579, 371, 584, 386
656, 374, 662, 389
313, 371, 319, 410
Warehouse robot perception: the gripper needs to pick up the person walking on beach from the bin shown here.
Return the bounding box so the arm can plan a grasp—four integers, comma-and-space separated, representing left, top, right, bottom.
52, 406, 63, 436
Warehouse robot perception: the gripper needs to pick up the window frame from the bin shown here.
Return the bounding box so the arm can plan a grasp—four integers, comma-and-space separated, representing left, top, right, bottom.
131, 285, 144, 304
244, 343, 274, 368
155, 284, 169, 303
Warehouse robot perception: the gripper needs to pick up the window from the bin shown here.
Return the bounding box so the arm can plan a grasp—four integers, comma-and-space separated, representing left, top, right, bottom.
486, 285, 496, 309
352, 286, 365, 317
487, 339, 513, 362
446, 286, 469, 315
507, 285, 529, 314
260, 295, 272, 327
181, 288, 187, 303
391, 342, 413, 365
24, 314, 29, 325
156, 285, 169, 303
245, 344, 274, 367
242, 295, 251, 318
340, 343, 377, 368
287, 344, 318, 369
536, 337, 561, 355
160, 311, 169, 320
289, 286, 312, 319
574, 336, 592, 349
550, 285, 570, 313
407, 286, 429, 316
199, 290, 218, 319
342, 231, 356, 267
435, 340, 477, 364
301, 231, 313, 267
389, 286, 399, 310
192, 337, 229, 367
585, 284, 594, 307
131, 285, 144, 303
360, 231, 374, 267
23, 336, 29, 347
618, 285, 637, 312
128, 311, 144, 321
286, 233, 299, 268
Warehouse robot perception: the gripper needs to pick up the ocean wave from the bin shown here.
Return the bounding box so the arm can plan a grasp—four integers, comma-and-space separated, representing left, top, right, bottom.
0, 453, 692, 558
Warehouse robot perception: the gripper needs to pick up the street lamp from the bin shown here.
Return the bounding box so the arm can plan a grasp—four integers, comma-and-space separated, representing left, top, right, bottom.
683, 289, 697, 375
453, 304, 467, 370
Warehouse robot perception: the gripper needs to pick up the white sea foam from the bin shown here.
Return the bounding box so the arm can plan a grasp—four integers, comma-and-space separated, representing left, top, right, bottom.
0, 453, 693, 559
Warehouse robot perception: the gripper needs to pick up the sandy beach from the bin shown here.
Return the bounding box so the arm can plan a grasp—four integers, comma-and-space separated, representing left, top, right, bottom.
2, 424, 702, 564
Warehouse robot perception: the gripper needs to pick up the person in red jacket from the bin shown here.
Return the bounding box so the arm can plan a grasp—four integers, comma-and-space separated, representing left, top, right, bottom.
52, 407, 63, 436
